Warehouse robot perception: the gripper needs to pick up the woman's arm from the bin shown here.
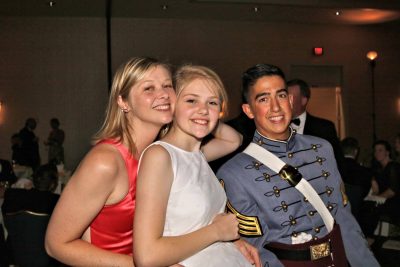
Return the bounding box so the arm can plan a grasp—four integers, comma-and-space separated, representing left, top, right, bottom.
133, 145, 239, 267
201, 121, 243, 161
45, 145, 133, 266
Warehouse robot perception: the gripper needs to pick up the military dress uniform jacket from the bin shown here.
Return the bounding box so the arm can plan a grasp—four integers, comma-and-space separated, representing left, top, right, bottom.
217, 129, 379, 267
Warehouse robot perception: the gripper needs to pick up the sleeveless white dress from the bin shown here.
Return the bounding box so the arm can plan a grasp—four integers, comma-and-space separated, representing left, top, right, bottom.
147, 141, 252, 267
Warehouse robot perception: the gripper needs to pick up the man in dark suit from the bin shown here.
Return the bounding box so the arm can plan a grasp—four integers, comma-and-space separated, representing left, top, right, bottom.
18, 118, 40, 170
340, 137, 373, 221
287, 79, 345, 176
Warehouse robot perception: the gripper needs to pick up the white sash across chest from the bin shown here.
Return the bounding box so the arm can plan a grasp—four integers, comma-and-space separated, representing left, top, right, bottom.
243, 143, 334, 232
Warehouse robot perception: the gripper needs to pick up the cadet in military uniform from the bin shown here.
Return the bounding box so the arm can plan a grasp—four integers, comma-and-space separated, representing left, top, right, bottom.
217, 63, 379, 267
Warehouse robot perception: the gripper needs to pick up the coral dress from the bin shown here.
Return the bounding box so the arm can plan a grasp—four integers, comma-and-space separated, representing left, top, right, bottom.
90, 140, 137, 255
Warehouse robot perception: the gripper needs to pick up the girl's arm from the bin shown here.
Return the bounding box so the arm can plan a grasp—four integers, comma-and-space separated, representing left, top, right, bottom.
133, 145, 239, 267
201, 121, 243, 162
45, 145, 133, 267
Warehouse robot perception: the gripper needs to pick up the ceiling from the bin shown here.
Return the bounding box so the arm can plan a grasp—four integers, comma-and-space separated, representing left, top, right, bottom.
1, 0, 400, 25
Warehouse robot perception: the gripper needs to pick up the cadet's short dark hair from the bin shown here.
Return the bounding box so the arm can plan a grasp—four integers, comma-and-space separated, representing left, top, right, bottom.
242, 64, 286, 104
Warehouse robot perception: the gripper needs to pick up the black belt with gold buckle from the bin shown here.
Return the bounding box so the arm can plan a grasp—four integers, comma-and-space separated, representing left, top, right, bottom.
264, 241, 331, 261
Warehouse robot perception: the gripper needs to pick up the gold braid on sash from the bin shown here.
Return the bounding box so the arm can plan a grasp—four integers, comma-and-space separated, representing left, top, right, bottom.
220, 179, 263, 237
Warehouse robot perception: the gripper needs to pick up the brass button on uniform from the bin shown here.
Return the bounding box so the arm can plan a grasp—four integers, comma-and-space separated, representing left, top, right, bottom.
263, 173, 270, 182
312, 144, 317, 150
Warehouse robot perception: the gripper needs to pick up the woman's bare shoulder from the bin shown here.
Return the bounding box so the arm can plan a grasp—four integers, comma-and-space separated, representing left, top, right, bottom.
72, 143, 124, 185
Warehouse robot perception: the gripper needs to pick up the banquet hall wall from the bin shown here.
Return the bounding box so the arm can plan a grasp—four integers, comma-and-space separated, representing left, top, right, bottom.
0, 16, 399, 170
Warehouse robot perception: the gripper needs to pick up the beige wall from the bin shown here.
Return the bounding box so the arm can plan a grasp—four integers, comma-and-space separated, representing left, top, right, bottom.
1, 16, 399, 169
0, 17, 109, 170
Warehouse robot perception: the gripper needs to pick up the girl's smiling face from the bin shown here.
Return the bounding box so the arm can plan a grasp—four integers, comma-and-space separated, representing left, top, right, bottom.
173, 78, 221, 140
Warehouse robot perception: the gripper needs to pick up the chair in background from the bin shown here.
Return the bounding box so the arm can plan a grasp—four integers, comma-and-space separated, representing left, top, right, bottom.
4, 210, 58, 267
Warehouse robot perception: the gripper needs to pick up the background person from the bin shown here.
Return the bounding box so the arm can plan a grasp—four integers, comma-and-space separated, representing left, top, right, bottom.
359, 140, 400, 243
287, 79, 345, 177
340, 137, 373, 222
18, 118, 40, 170
44, 118, 65, 165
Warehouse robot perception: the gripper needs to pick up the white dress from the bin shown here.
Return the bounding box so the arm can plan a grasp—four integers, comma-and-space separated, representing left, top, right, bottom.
148, 141, 252, 267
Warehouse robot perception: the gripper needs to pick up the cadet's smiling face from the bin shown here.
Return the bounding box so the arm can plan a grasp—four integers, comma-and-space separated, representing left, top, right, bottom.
242, 75, 293, 140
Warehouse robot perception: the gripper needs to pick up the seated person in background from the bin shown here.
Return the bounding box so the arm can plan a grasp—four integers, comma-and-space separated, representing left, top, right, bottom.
359, 140, 400, 241
2, 163, 59, 216
2, 163, 60, 267
0, 159, 17, 189
340, 137, 373, 221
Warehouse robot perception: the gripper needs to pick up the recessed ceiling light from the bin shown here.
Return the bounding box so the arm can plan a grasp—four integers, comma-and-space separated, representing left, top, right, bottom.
254, 6, 259, 13
335, 11, 341, 16
48, 1, 56, 7
162, 4, 168, 10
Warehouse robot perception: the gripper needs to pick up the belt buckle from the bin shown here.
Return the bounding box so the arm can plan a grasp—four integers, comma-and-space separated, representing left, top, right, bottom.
310, 242, 330, 261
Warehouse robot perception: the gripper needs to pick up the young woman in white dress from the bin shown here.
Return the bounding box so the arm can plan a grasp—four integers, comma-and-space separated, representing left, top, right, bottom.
134, 65, 261, 267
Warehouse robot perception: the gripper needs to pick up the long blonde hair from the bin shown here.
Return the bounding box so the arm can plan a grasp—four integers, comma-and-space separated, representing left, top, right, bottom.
93, 57, 171, 154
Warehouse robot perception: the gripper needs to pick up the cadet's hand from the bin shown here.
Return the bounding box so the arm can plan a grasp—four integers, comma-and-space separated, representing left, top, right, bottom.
234, 239, 261, 267
211, 213, 239, 241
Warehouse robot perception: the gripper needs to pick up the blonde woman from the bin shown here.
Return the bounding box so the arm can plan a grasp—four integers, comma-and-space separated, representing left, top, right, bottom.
45, 57, 175, 266
134, 65, 260, 267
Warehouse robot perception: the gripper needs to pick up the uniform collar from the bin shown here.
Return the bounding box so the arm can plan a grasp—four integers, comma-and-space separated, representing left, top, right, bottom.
253, 127, 297, 153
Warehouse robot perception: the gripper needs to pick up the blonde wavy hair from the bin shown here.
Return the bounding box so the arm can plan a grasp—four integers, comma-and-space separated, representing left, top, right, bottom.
93, 57, 171, 154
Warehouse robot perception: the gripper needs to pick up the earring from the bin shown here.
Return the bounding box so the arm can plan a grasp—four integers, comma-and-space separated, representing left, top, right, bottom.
121, 108, 129, 113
